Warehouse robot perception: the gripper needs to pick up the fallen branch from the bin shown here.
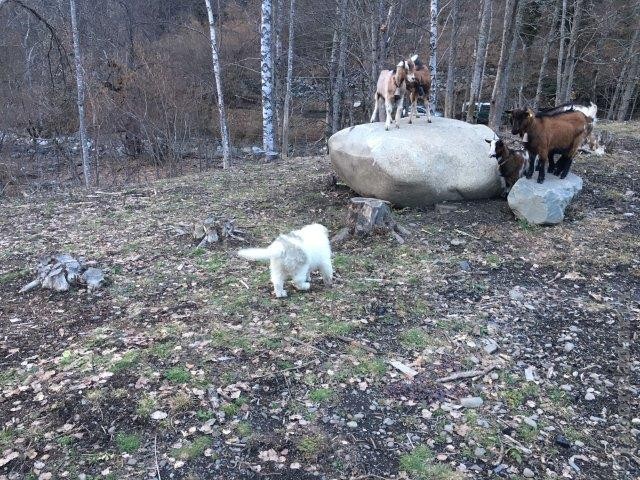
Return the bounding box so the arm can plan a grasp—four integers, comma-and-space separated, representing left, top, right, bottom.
503, 434, 533, 455
568, 455, 589, 473
388, 359, 418, 378
436, 364, 498, 383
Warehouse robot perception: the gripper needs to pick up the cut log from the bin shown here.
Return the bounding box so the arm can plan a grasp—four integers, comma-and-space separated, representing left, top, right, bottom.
193, 217, 246, 248
332, 197, 409, 244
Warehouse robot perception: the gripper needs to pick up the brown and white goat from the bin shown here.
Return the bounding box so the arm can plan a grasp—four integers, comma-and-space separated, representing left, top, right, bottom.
405, 55, 432, 124
510, 108, 593, 183
485, 138, 529, 193
370, 61, 414, 130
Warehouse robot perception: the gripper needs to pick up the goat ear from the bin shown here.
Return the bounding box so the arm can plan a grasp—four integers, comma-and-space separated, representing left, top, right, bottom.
485, 139, 492, 144
410, 54, 418, 62
396, 60, 404, 68
527, 108, 534, 117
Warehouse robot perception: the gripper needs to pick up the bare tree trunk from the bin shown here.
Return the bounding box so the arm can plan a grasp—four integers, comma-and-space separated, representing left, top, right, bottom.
560, 0, 584, 102
534, 0, 560, 109
69, 0, 91, 188
555, 0, 568, 105
444, 0, 459, 118
616, 22, 640, 120
326, 29, 338, 138
466, 0, 491, 122
429, 0, 438, 114
488, 0, 521, 130
331, 0, 349, 134
260, 0, 277, 159
477, 1, 493, 107
205, 0, 231, 169
281, 0, 295, 158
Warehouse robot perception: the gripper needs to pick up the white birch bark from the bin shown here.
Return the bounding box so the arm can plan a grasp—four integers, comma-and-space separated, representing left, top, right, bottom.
617, 23, 640, 120
281, 0, 295, 157
444, 0, 459, 118
555, 0, 568, 105
429, 0, 438, 113
205, 0, 231, 169
260, 0, 277, 159
69, 0, 91, 188
534, 0, 561, 109
466, 0, 491, 122
477, 0, 493, 107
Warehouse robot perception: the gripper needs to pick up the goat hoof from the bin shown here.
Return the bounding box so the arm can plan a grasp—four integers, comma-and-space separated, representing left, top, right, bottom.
560, 172, 568, 179
537, 177, 545, 184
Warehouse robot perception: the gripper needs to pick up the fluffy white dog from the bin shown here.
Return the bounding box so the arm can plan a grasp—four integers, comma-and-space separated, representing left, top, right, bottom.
237, 223, 333, 298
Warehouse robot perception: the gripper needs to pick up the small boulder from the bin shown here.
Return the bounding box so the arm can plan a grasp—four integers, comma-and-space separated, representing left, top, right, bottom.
507, 172, 583, 225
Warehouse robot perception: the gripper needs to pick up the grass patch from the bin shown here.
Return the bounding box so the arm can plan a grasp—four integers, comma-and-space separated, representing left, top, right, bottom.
110, 350, 141, 373
0, 269, 26, 285
0, 429, 14, 447
221, 397, 246, 417
399, 327, 432, 350
309, 388, 334, 403
149, 341, 175, 359
164, 366, 191, 383
235, 421, 252, 438
297, 435, 325, 460
399, 445, 461, 480
210, 329, 253, 352
503, 383, 541, 410
136, 394, 158, 418
171, 435, 211, 460
115, 433, 141, 453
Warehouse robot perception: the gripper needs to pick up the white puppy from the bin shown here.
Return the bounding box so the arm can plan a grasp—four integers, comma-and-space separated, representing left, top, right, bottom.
237, 224, 333, 298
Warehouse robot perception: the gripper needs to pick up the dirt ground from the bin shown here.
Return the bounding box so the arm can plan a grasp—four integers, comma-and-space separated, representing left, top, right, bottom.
0, 122, 638, 480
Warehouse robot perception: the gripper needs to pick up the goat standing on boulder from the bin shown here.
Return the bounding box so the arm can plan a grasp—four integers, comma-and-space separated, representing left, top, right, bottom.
405, 55, 432, 124
370, 60, 414, 130
510, 108, 593, 183
486, 138, 529, 193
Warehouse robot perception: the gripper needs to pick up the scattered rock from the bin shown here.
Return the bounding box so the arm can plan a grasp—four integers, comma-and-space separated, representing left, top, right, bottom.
509, 288, 525, 301
435, 203, 459, 214
474, 447, 486, 457
151, 411, 168, 420
483, 338, 499, 354
328, 117, 502, 206
346, 421, 358, 428
564, 342, 575, 352
524, 417, 537, 429
458, 260, 472, 271
460, 397, 483, 408
507, 172, 583, 225
584, 392, 595, 401
523, 467, 535, 478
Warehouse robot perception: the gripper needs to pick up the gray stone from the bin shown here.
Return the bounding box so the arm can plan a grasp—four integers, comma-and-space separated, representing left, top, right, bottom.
82, 268, 105, 291
328, 117, 502, 207
509, 288, 524, 301
483, 338, 499, 354
523, 467, 535, 478
507, 172, 583, 225
460, 397, 484, 408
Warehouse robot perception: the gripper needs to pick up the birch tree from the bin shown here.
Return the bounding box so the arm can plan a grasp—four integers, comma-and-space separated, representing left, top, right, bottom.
281, 0, 295, 157
534, 0, 561, 109
260, 0, 277, 159
616, 20, 640, 120
488, 0, 521, 130
466, 0, 492, 122
444, 0, 459, 118
69, 0, 91, 187
204, 0, 231, 169
429, 0, 438, 114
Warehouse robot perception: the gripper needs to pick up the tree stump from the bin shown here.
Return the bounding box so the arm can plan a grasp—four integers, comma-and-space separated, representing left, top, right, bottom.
332, 197, 409, 244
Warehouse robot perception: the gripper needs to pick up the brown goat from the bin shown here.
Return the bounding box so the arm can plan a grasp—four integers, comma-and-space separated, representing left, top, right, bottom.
486, 138, 528, 193
370, 61, 414, 130
510, 108, 593, 183
404, 55, 432, 124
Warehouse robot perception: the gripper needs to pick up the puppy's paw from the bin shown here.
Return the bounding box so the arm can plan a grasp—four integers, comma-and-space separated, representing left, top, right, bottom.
294, 281, 311, 291
274, 289, 288, 298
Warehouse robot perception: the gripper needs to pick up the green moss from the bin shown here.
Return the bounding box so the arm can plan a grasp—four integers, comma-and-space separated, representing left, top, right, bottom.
115, 433, 141, 453
164, 366, 191, 383
171, 435, 211, 460
399, 445, 461, 480
309, 388, 334, 403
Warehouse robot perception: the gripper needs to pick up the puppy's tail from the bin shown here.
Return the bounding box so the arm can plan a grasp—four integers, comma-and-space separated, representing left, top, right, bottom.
237, 244, 283, 262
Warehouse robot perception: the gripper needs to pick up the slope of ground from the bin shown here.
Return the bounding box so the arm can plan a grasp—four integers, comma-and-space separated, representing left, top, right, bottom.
0, 126, 638, 479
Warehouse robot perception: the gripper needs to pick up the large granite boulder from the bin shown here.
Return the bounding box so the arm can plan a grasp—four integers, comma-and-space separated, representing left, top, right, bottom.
328, 117, 502, 206
507, 172, 583, 225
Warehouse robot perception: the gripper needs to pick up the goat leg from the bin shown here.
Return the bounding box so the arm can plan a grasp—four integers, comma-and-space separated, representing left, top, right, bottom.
525, 152, 536, 179
536, 154, 547, 183
559, 158, 573, 178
